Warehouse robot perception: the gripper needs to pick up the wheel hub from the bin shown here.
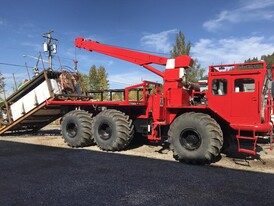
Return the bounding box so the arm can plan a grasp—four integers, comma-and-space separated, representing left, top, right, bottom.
180, 129, 202, 151
98, 123, 112, 140
66, 122, 78, 138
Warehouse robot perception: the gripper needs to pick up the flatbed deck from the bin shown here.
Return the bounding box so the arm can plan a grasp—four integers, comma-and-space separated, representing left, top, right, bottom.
0, 70, 156, 134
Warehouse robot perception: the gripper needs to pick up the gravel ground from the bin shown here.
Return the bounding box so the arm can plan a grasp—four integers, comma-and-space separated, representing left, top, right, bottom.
1, 125, 274, 206
1, 125, 274, 174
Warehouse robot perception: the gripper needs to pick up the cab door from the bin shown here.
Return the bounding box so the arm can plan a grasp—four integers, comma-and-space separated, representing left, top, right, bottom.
230, 77, 259, 121
207, 78, 231, 119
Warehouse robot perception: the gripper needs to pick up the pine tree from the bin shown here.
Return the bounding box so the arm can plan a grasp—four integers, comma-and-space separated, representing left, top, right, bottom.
261, 52, 274, 69
0, 72, 5, 98
77, 72, 89, 93
170, 31, 191, 57
170, 31, 206, 82
97, 66, 109, 90
77, 65, 109, 96
89, 65, 98, 90
245, 52, 274, 69
87, 65, 109, 90
245, 57, 259, 63
190, 61, 206, 81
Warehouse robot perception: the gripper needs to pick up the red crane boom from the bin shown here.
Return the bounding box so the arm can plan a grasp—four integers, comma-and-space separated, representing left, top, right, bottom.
75, 37, 193, 78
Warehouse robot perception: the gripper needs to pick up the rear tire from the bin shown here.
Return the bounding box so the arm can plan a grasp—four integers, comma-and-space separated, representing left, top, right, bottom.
61, 110, 94, 147
92, 109, 134, 151
168, 112, 223, 164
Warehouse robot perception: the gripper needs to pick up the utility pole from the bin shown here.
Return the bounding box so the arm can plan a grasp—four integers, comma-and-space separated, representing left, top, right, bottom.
39, 52, 46, 70
12, 73, 17, 91
25, 62, 31, 80
43, 31, 58, 71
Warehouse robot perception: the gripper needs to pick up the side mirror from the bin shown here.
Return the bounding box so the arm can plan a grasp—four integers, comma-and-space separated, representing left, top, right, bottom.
271, 81, 274, 97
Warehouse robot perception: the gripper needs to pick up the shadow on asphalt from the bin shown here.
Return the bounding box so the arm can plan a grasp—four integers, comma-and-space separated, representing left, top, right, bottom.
1, 128, 62, 137
0, 140, 274, 206
221, 138, 272, 166
4, 128, 272, 165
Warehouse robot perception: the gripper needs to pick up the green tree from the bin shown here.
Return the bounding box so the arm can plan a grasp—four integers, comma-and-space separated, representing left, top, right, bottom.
88, 65, 109, 90
89, 65, 98, 90
261, 52, 274, 69
76, 65, 109, 97
77, 72, 89, 93
191, 61, 206, 81
112, 92, 123, 101
83, 65, 109, 100
245, 52, 274, 69
245, 57, 259, 63
170, 31, 191, 57
170, 31, 206, 82
97, 66, 109, 90
0, 72, 5, 97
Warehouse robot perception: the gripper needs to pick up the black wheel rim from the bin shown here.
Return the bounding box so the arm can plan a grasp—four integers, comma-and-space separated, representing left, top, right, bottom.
66, 122, 78, 138
179, 129, 201, 151
98, 123, 112, 140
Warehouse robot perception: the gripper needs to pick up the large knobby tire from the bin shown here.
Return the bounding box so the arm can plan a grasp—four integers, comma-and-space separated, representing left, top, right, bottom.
168, 112, 223, 164
92, 109, 134, 151
61, 110, 94, 147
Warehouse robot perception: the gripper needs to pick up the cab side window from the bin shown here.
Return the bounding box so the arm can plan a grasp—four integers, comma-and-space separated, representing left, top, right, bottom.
234, 78, 255, 92
212, 79, 227, 96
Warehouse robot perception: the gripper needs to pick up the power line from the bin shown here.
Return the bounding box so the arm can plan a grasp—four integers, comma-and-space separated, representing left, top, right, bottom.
0, 62, 26, 68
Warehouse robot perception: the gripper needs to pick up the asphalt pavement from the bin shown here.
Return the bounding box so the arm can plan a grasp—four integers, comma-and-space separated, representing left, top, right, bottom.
0, 140, 274, 206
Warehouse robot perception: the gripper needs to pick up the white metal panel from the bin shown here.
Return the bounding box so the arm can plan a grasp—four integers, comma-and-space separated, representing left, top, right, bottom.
10, 99, 24, 121
35, 81, 51, 104
10, 79, 62, 121
50, 79, 62, 94
21, 90, 36, 113
10, 80, 49, 121
179, 68, 185, 78
166, 59, 175, 69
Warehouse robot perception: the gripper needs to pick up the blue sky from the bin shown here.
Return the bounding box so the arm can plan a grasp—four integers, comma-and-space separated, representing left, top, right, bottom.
1, 0, 274, 96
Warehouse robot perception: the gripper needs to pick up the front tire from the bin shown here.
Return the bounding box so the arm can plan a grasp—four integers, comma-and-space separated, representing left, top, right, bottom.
168, 112, 223, 164
61, 110, 94, 147
92, 109, 134, 151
